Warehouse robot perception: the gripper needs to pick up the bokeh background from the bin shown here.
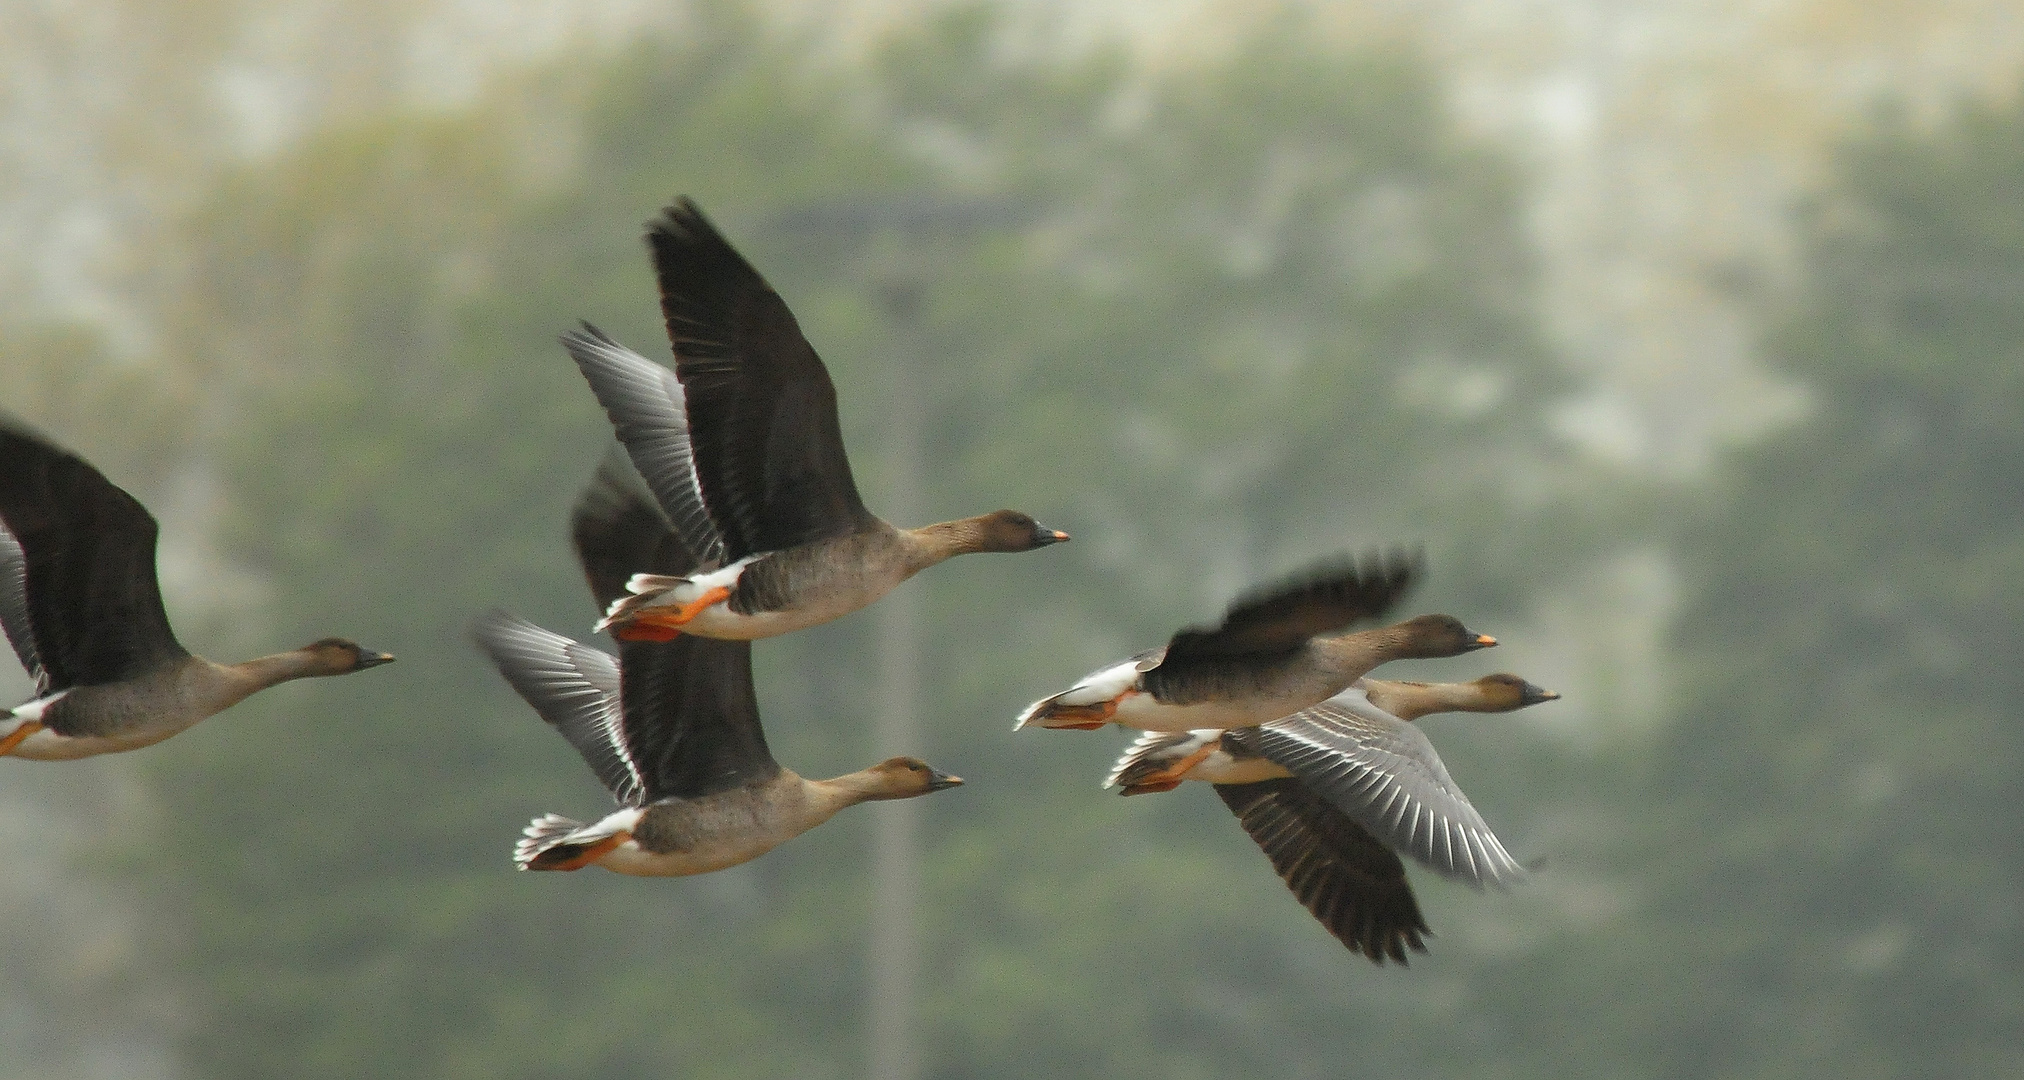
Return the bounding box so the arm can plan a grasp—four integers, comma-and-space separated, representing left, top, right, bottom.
3, 1, 2021, 1077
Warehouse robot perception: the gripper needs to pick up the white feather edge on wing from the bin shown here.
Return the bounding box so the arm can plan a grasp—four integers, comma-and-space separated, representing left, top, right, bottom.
514, 806, 646, 869
1248, 694, 1528, 889
7, 688, 68, 725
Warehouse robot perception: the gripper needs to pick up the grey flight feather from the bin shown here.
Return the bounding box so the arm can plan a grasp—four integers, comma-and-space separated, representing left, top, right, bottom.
472, 610, 646, 807
561, 324, 726, 570
1234, 689, 1527, 889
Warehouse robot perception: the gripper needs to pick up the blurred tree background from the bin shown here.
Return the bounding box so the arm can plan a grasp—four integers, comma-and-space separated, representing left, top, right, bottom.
2, 1, 2021, 1078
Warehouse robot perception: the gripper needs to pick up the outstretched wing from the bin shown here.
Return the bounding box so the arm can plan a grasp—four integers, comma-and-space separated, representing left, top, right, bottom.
561, 325, 725, 570
0, 420, 187, 690
1234, 690, 1527, 889
1215, 779, 1430, 965
617, 634, 780, 802
0, 525, 45, 692
569, 452, 701, 616
647, 198, 875, 559
472, 610, 645, 807
1157, 551, 1419, 667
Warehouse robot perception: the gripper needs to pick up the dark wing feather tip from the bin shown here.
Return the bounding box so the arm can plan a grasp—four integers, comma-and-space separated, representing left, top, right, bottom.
0, 421, 188, 693
644, 197, 874, 559
1155, 550, 1424, 670
1218, 780, 1430, 965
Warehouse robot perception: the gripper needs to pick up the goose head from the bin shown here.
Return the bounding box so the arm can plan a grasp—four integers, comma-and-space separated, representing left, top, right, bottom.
298, 638, 397, 676
859, 756, 965, 801
1392, 614, 1497, 658
971, 510, 1070, 552
1469, 672, 1560, 710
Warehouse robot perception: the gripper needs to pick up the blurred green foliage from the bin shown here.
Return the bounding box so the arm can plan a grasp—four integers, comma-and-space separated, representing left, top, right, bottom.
13, 1, 2018, 1077
1625, 105, 2024, 1077
118, 4, 1582, 1077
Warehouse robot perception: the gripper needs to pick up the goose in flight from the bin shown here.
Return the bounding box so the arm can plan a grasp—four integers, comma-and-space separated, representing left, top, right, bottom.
565, 198, 1067, 643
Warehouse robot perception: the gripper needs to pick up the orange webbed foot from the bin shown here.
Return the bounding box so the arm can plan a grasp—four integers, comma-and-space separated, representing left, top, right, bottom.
612, 585, 733, 641
0, 721, 43, 758
537, 831, 632, 872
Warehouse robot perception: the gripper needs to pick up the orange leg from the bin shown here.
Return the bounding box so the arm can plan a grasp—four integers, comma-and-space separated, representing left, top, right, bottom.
1122, 742, 1217, 793
614, 586, 732, 642
0, 721, 43, 757
536, 831, 632, 872
1038, 690, 1136, 730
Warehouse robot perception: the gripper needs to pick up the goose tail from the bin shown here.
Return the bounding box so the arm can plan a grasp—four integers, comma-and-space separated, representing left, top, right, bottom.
591, 575, 690, 635
515, 814, 602, 871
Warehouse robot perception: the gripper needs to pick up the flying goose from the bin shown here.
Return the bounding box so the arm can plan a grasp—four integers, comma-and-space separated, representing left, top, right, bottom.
1015, 553, 1494, 733
1105, 676, 1554, 963
0, 420, 391, 761
564, 198, 1067, 643
471, 460, 962, 875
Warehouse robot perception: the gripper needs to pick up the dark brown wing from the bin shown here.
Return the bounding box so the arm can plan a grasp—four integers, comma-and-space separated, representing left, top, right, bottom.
0, 525, 45, 692
569, 452, 701, 615
1215, 778, 1430, 965
565, 452, 775, 798
618, 635, 780, 802
0, 420, 187, 691
1145, 552, 1418, 698
647, 198, 875, 559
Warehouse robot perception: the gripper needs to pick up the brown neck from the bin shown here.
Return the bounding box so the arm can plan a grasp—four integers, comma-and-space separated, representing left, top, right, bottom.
1358, 679, 1459, 721
801, 768, 908, 824
1313, 622, 1417, 676
1361, 678, 1519, 721
208, 649, 330, 711
901, 516, 997, 569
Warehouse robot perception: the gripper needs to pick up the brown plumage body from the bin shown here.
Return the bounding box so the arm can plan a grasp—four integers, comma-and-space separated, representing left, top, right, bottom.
546, 758, 960, 877
6, 641, 392, 760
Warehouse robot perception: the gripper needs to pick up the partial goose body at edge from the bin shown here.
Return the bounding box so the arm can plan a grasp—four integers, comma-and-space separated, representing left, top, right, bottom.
0, 419, 393, 762
4, 647, 393, 761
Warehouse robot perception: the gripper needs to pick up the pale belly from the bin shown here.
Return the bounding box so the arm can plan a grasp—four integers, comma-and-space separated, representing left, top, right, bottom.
2, 722, 183, 761
1183, 750, 1293, 786
677, 602, 836, 642
676, 586, 893, 641
1111, 692, 1323, 734
591, 833, 790, 877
